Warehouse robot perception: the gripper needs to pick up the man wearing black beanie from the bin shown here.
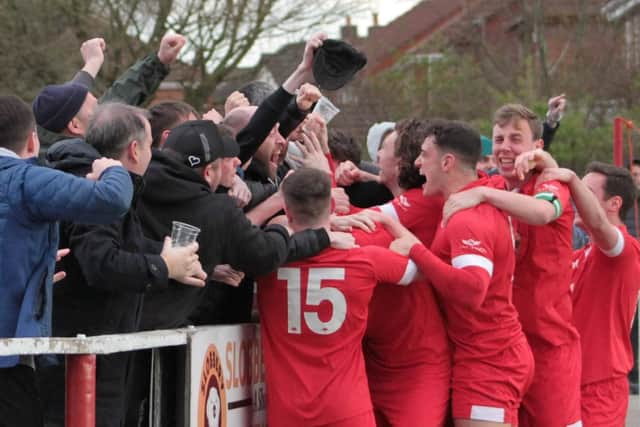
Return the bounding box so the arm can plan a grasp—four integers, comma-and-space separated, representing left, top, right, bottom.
32, 33, 187, 155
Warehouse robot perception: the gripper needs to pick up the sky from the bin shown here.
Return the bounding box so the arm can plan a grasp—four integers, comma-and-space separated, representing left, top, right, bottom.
241, 0, 423, 66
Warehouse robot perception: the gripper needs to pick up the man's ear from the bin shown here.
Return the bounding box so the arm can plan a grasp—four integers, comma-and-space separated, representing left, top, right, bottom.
25, 130, 40, 157
159, 129, 171, 148
608, 195, 623, 216
534, 138, 544, 150
283, 204, 294, 226
65, 117, 82, 136
441, 153, 455, 172
128, 140, 140, 163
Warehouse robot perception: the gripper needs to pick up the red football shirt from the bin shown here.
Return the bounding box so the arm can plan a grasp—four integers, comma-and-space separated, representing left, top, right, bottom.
492, 173, 579, 348
571, 226, 640, 385
376, 188, 444, 245
363, 190, 450, 374
257, 246, 418, 426
425, 179, 524, 361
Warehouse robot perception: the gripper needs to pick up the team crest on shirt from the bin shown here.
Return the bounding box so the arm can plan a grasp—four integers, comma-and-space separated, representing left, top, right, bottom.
398, 195, 411, 210
198, 344, 228, 427
461, 238, 487, 254
538, 183, 560, 193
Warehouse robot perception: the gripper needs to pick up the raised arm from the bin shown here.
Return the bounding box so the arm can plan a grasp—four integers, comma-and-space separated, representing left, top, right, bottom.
540, 167, 620, 252
101, 33, 186, 105
71, 38, 106, 87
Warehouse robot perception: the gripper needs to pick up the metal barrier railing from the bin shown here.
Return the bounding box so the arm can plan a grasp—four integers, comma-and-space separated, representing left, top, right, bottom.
0, 325, 265, 427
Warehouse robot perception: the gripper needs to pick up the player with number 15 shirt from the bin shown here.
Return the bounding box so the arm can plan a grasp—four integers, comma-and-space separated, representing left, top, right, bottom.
256, 168, 418, 427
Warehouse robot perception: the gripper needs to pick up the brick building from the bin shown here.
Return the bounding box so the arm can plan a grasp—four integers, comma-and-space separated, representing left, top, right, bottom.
152, 0, 619, 159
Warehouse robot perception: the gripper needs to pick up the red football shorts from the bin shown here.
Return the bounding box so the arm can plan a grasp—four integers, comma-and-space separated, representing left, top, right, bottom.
581, 376, 629, 427
370, 365, 450, 427
452, 337, 534, 425
519, 340, 582, 427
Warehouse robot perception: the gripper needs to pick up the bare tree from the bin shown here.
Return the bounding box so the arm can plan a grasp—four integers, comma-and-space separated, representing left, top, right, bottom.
0, 0, 363, 104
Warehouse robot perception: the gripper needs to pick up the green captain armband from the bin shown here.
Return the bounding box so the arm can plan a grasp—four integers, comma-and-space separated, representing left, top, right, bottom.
534, 192, 562, 219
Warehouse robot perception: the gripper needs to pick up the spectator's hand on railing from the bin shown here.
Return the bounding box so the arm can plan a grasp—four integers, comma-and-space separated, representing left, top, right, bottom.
157, 33, 187, 65
229, 175, 252, 208
211, 264, 245, 287
224, 91, 250, 115
86, 158, 124, 181
161, 237, 207, 287
53, 248, 70, 283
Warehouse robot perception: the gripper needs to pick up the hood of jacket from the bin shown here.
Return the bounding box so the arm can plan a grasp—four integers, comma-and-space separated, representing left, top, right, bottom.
46, 138, 100, 176
142, 149, 212, 205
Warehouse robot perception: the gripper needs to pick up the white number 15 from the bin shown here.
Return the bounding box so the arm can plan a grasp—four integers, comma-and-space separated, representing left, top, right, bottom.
278, 267, 347, 335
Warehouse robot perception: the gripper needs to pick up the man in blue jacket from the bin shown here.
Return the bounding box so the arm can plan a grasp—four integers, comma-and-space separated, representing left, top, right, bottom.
0, 95, 134, 427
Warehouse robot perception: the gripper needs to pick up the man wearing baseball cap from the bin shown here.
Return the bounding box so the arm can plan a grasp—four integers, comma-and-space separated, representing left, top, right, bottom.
138, 119, 333, 330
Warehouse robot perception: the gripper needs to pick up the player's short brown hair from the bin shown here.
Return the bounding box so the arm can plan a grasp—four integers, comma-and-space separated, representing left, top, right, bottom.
281, 168, 332, 226
493, 104, 543, 141
585, 161, 636, 221
424, 119, 481, 170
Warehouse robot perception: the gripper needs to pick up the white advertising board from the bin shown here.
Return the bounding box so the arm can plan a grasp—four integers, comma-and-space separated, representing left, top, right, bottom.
188, 324, 266, 427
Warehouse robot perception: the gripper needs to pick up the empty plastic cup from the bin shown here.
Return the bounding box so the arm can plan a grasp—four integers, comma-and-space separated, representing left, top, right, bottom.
312, 96, 340, 124
171, 221, 201, 247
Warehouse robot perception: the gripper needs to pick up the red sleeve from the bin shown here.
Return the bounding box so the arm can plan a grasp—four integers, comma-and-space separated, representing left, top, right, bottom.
411, 210, 496, 309
363, 246, 418, 286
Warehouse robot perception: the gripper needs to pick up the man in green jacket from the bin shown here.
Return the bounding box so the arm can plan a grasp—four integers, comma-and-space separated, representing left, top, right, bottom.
33, 33, 186, 152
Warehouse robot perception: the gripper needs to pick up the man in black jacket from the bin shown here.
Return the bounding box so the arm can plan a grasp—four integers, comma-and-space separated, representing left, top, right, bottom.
39, 103, 206, 427
138, 120, 331, 329
126, 120, 336, 425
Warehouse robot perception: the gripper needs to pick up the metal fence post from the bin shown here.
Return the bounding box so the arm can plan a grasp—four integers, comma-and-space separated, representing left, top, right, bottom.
66, 353, 96, 427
